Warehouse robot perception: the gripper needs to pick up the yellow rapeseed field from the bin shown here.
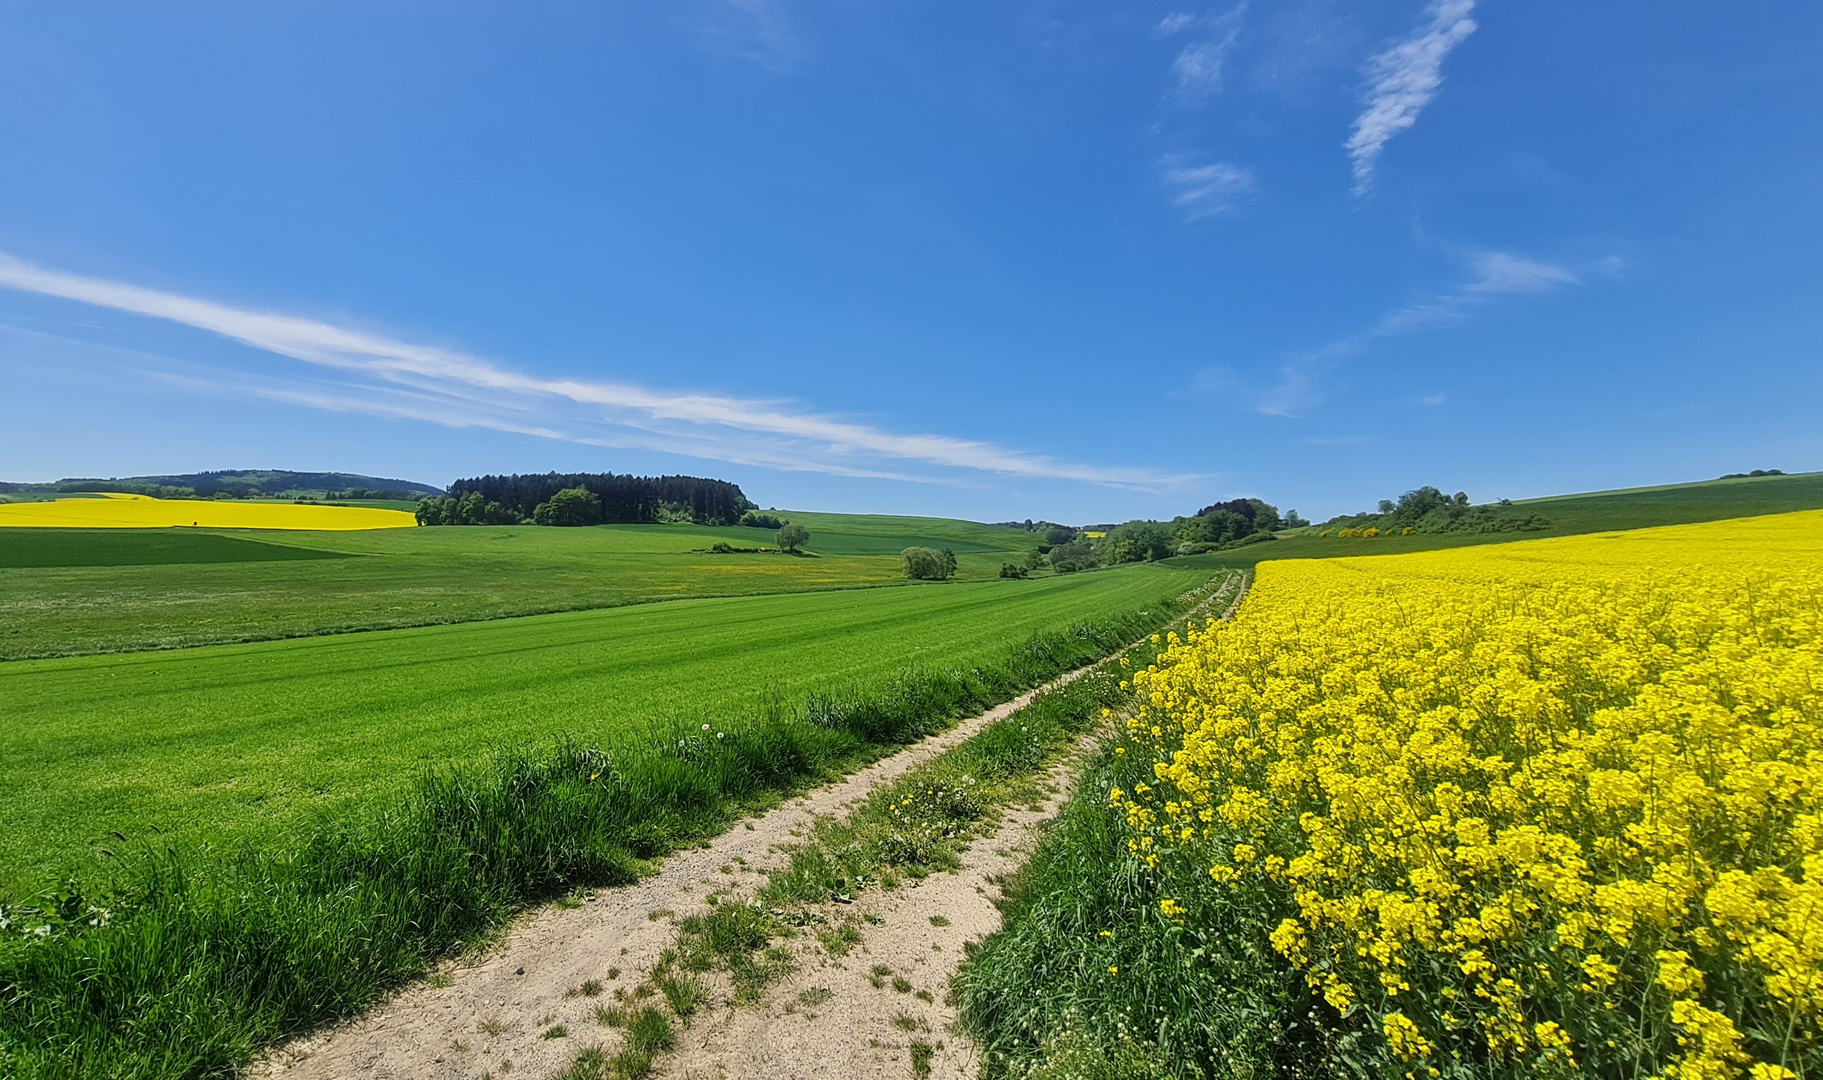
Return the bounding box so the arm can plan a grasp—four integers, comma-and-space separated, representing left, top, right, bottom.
0, 492, 416, 530
1118, 511, 1823, 1078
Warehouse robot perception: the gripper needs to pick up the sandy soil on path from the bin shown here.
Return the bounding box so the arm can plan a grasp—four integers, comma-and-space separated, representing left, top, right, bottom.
258, 675, 1104, 1080
644, 750, 1086, 1080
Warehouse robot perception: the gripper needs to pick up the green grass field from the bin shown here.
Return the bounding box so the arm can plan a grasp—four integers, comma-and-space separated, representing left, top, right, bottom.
0, 529, 350, 569
1173, 470, 1823, 571
0, 514, 1040, 660
0, 562, 1204, 893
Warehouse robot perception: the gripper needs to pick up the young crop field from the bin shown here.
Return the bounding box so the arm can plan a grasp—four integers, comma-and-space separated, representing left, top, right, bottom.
960, 510, 1823, 1079
0, 513, 1041, 660
0, 529, 351, 569
0, 492, 418, 530
0, 561, 1207, 893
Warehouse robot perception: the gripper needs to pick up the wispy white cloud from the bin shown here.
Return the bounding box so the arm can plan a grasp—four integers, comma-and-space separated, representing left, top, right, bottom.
1159, 157, 1257, 219
1165, 3, 1250, 101
1193, 249, 1600, 416
1378, 251, 1580, 331
689, 0, 805, 71
1346, 0, 1478, 196
0, 253, 1197, 491
1188, 362, 1320, 418
1462, 252, 1581, 295
1252, 365, 1323, 417
1156, 12, 1198, 36
1151, 6, 1256, 219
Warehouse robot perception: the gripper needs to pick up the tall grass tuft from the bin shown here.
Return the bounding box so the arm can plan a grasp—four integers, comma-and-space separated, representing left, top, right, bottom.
0, 595, 1205, 1079
953, 744, 1323, 1079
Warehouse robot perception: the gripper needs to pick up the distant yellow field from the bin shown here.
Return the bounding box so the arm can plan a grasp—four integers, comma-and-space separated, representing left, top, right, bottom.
0, 493, 417, 530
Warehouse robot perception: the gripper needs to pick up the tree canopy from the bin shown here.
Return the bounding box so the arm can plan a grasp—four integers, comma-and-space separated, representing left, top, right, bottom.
531, 487, 603, 527
902, 547, 956, 580
776, 523, 809, 552
419, 471, 752, 526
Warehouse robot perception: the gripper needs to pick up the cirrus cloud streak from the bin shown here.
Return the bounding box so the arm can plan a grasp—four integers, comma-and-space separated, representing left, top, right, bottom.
0, 253, 1196, 491
1347, 0, 1478, 196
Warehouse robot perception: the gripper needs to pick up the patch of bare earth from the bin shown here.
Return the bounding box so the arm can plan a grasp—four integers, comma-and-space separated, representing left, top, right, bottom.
647, 753, 1087, 1080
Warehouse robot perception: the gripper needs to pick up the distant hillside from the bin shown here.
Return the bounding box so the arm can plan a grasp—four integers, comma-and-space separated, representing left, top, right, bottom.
1175, 469, 1823, 570
0, 470, 443, 498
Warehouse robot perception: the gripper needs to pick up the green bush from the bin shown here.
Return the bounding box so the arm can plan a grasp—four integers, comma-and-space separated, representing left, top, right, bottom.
414, 492, 519, 526
532, 487, 605, 527
776, 523, 809, 552
1048, 543, 1094, 573
902, 547, 955, 580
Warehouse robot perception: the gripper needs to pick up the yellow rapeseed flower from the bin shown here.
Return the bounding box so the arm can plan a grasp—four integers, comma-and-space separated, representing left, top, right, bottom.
1116, 511, 1823, 1076
0, 493, 415, 530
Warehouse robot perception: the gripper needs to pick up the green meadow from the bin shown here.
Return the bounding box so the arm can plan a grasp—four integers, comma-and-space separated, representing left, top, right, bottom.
0, 529, 347, 569
0, 513, 1040, 660
0, 561, 1204, 892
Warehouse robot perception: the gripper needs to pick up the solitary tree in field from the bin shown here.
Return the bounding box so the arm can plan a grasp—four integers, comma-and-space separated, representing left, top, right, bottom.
777, 523, 810, 552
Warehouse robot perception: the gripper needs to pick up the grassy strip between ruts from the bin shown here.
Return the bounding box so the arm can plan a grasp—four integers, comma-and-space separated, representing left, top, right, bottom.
554, 572, 1248, 1080
0, 574, 1227, 1080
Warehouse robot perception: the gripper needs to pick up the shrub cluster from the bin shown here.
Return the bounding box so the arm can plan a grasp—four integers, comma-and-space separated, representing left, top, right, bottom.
902, 547, 957, 580
414, 491, 524, 526
1319, 485, 1550, 537
532, 486, 604, 526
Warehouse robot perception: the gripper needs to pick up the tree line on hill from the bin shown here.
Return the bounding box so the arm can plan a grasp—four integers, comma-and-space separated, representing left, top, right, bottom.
998, 482, 1554, 576
1316, 485, 1550, 536
0, 470, 439, 501
992, 499, 1307, 576
416, 472, 753, 527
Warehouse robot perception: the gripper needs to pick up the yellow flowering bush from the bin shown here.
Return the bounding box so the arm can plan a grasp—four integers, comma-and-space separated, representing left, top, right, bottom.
1118, 512, 1823, 1077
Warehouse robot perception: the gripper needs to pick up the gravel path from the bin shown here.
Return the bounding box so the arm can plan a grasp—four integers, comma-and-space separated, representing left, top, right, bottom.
259, 675, 1105, 1080
644, 747, 1089, 1080
259, 574, 1245, 1080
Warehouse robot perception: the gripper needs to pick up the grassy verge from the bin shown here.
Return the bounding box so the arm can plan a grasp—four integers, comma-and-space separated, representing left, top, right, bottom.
953, 742, 1321, 1080
0, 578, 1225, 1080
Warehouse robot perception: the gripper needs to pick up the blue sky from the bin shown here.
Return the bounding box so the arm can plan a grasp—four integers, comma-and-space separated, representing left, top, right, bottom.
1, 1, 1818, 523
